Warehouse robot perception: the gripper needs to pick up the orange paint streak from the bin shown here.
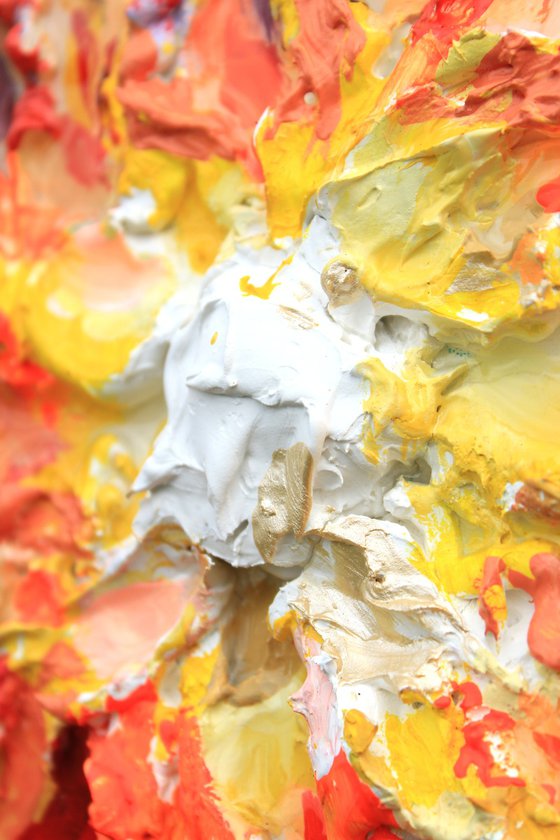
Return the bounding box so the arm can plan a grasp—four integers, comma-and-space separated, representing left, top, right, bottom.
508, 553, 560, 671
270, 0, 366, 141
462, 33, 560, 128
14, 569, 64, 626
120, 0, 283, 176
477, 555, 506, 638
508, 233, 545, 287
537, 174, 560, 212
8, 86, 107, 187
4, 23, 40, 77
396, 32, 560, 136
455, 708, 525, 788
0, 162, 67, 260
121, 0, 367, 173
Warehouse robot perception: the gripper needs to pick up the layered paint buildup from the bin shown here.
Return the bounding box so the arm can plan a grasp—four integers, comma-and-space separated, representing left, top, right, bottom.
1, 0, 560, 838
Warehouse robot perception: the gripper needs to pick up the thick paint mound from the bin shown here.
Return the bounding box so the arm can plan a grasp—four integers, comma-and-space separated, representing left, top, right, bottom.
1, 1, 560, 838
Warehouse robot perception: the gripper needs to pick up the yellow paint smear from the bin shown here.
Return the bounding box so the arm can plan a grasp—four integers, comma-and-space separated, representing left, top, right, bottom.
384, 703, 486, 811
257, 6, 389, 237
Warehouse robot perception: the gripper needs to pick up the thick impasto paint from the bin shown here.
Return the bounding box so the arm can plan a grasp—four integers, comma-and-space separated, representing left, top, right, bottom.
1, 0, 559, 838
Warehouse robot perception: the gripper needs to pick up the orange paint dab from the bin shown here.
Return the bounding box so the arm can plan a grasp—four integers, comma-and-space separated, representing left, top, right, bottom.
316, 749, 398, 839
14, 569, 64, 627
477, 556, 507, 638
508, 553, 560, 671
537, 175, 560, 213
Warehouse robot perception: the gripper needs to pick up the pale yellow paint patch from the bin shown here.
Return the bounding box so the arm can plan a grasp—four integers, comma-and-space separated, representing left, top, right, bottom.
201, 673, 314, 834
0, 242, 175, 393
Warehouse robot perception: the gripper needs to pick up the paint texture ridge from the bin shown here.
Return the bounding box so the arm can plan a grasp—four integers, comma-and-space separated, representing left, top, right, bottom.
1, 0, 560, 838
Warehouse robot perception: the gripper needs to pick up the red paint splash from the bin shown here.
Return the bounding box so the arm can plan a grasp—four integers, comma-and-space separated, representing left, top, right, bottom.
121, 0, 366, 175
453, 679, 483, 711
172, 713, 236, 840
537, 175, 560, 212
396, 31, 560, 138
432, 682, 528, 789
460, 32, 560, 128
508, 553, 560, 671
105, 679, 159, 714
303, 790, 328, 840
86, 684, 172, 839
0, 312, 95, 628
8, 86, 107, 187
14, 570, 65, 627
0, 485, 92, 555
7, 87, 61, 150
533, 732, 560, 768
269, 0, 366, 141
315, 750, 399, 839
87, 682, 234, 840
455, 708, 525, 787
71, 11, 99, 122
4, 23, 41, 77
451, 682, 525, 788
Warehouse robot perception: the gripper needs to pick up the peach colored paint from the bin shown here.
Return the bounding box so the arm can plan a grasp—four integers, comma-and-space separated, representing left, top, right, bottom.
74, 579, 189, 679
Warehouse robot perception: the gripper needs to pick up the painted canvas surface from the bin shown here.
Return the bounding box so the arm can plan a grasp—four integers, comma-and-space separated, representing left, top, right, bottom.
0, 0, 559, 838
